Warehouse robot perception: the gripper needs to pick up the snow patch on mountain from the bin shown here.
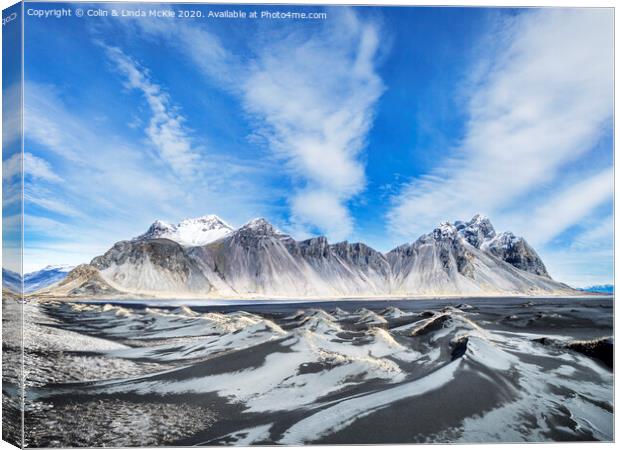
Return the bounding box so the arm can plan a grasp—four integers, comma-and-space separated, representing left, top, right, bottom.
2, 268, 21, 293
135, 215, 233, 247
24, 265, 74, 293
4, 265, 76, 294
455, 214, 496, 248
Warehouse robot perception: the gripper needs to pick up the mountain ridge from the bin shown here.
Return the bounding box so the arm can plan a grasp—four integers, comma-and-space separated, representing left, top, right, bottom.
134, 214, 233, 247
2, 265, 76, 294
35, 214, 577, 299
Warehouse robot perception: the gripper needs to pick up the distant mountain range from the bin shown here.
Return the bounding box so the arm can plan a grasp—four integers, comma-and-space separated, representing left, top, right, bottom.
31, 214, 577, 299
2, 269, 21, 294
579, 285, 614, 294
3, 265, 74, 294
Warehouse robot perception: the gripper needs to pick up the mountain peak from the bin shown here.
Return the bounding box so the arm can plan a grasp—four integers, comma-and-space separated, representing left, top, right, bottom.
136, 214, 233, 246
470, 213, 489, 222
178, 214, 231, 229
148, 219, 175, 231
41, 264, 74, 272
433, 222, 458, 240
455, 213, 496, 247
246, 217, 270, 227
239, 217, 281, 235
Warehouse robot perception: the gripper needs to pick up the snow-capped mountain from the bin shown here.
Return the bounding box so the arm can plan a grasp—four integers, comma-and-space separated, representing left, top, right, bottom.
3, 265, 75, 294
24, 265, 74, 293
457, 214, 550, 278
454, 214, 496, 248
482, 232, 549, 278
579, 284, 613, 294
38, 214, 576, 298
2, 268, 21, 293
134, 215, 233, 247
387, 220, 559, 295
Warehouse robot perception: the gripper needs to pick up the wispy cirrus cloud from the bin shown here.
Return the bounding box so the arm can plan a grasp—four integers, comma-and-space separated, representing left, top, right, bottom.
21, 78, 280, 271
25, 185, 83, 218
24, 152, 62, 182
501, 168, 613, 247
103, 45, 201, 178
241, 11, 384, 240
3, 152, 63, 217
570, 215, 613, 251
2, 152, 20, 182
2, 152, 62, 182
121, 8, 385, 241
387, 9, 613, 248
131, 16, 234, 84
24, 82, 184, 218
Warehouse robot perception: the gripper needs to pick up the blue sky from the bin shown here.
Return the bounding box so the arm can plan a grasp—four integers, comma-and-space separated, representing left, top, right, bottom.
2, 3, 23, 275
9, 3, 613, 286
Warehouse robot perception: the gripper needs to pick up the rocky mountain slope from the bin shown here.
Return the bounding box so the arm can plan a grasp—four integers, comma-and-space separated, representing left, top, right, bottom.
38, 214, 575, 298
37, 265, 122, 297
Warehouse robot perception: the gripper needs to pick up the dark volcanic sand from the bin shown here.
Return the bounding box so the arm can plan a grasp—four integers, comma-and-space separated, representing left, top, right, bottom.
2, 296, 613, 446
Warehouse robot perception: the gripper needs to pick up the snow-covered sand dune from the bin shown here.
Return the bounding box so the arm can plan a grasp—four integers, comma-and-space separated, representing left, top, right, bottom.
7, 296, 613, 446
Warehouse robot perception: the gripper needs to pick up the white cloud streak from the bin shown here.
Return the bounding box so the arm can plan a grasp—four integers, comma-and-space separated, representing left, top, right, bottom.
133, 18, 234, 84
2, 152, 20, 182
22, 79, 280, 269
4, 152, 62, 183
24, 82, 180, 215
127, 9, 384, 241
387, 9, 613, 247
24, 152, 62, 182
103, 45, 200, 177
24, 184, 82, 218
571, 215, 613, 251
241, 11, 384, 240
504, 168, 613, 247
22, 82, 193, 266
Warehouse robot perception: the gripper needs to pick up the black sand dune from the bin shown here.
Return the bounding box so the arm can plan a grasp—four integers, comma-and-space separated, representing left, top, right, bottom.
2, 296, 613, 446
